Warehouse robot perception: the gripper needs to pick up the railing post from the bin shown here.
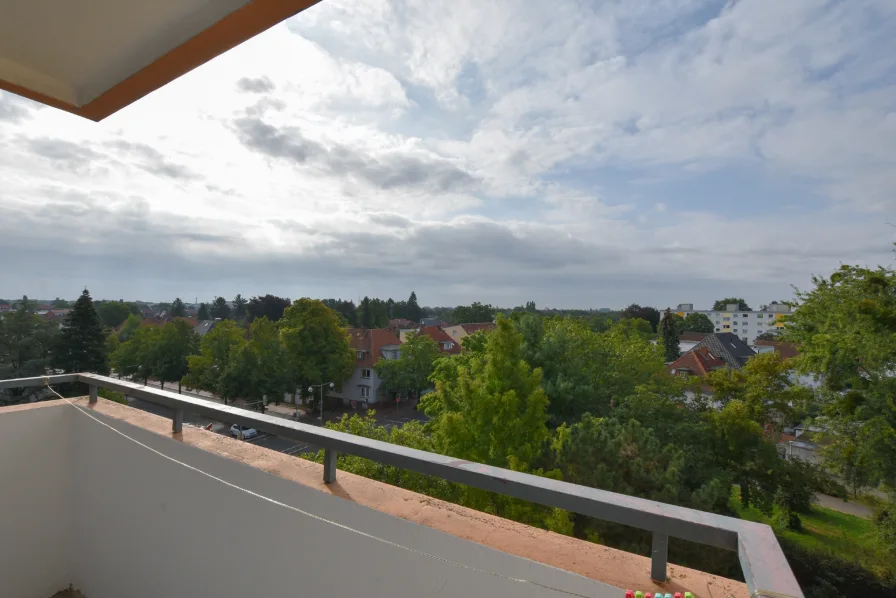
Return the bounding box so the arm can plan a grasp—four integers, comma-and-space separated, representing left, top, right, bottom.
323, 448, 337, 483
89, 385, 98, 404
651, 532, 669, 581
172, 408, 184, 433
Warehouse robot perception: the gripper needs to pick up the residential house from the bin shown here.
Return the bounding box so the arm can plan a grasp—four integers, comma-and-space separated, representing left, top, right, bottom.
415, 325, 461, 354
332, 328, 403, 407
0, 302, 12, 313
668, 332, 756, 378
192, 320, 217, 337
678, 331, 708, 354
443, 322, 496, 344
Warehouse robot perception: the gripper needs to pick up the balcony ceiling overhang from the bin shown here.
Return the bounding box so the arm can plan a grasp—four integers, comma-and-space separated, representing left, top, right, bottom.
0, 0, 320, 121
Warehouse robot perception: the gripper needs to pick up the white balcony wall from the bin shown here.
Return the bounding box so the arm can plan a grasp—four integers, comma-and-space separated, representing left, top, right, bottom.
1, 403, 614, 598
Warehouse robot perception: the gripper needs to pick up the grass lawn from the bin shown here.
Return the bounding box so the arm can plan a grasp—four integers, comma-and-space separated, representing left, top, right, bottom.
731, 489, 887, 573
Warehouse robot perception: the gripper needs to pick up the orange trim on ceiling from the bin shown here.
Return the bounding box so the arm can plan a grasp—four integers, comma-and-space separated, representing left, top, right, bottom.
0, 0, 321, 122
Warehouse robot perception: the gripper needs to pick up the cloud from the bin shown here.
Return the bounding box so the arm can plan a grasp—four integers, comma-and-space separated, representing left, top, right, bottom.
105, 140, 200, 181
0, 92, 35, 124
236, 76, 275, 93
233, 114, 479, 193
25, 138, 104, 170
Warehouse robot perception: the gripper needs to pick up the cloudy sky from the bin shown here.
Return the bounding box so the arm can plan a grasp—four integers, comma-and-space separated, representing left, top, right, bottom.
2, 0, 895, 309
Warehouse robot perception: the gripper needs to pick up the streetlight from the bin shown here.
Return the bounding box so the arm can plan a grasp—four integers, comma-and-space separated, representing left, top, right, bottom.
309, 382, 335, 425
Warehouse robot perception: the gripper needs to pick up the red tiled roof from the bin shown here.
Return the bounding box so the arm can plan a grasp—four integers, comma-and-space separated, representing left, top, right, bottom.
679, 332, 708, 342
754, 340, 799, 360
668, 347, 725, 376
347, 328, 403, 367
417, 325, 462, 354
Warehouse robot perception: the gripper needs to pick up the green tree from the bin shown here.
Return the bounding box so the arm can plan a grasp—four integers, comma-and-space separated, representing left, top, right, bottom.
110, 326, 156, 383
358, 296, 372, 328
170, 297, 186, 318
117, 313, 142, 341
452, 302, 496, 323
659, 308, 681, 362
218, 318, 290, 409
406, 291, 423, 323
53, 289, 109, 374
209, 296, 231, 320
784, 264, 896, 490
706, 351, 811, 426
682, 312, 714, 333
712, 298, 751, 311
233, 294, 247, 320
376, 331, 440, 399
621, 304, 660, 332
0, 305, 60, 403
181, 320, 247, 404
52, 297, 70, 308
610, 317, 654, 340
246, 294, 290, 322
197, 303, 211, 320
97, 300, 133, 329
149, 320, 199, 392
280, 298, 355, 406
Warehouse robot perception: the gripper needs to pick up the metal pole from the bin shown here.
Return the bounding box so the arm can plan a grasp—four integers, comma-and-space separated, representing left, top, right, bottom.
651, 532, 669, 581
320, 384, 324, 425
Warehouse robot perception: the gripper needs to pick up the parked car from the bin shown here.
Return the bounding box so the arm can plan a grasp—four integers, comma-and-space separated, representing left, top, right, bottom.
230, 424, 258, 439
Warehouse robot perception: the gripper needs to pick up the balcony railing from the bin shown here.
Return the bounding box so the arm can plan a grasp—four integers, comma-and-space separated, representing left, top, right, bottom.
0, 373, 803, 598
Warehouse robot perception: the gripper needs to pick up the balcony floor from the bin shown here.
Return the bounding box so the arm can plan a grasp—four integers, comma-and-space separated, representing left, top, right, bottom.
1, 399, 748, 598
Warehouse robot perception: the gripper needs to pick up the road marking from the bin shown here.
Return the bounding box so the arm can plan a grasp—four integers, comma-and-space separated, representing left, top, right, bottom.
385, 419, 404, 424
283, 444, 309, 455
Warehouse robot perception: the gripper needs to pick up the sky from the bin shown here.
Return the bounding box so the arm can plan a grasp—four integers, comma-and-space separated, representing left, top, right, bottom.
1, 0, 895, 310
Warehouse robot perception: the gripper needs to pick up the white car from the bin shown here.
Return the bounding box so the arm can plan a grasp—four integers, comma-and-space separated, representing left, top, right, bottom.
230, 424, 258, 440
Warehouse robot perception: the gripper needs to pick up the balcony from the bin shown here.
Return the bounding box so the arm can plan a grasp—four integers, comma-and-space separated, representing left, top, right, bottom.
0, 374, 802, 598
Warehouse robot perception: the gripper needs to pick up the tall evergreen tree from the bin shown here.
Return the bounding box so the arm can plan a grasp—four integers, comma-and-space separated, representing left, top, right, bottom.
407, 291, 423, 323
170, 297, 186, 317
209, 296, 231, 319
659, 308, 680, 362
233, 294, 248, 320
197, 303, 211, 320
53, 289, 109, 374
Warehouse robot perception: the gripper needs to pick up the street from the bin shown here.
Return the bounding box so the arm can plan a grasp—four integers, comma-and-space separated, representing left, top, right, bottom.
124, 393, 428, 459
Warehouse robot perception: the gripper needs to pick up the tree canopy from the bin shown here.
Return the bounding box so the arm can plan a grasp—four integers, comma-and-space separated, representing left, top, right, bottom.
0, 305, 59, 403
170, 298, 186, 317
53, 289, 108, 375
452, 302, 496, 324
376, 331, 440, 399
209, 296, 231, 320
96, 300, 134, 329
621, 304, 660, 332
713, 298, 751, 311
659, 308, 681, 362
682, 312, 715, 333
247, 294, 290, 322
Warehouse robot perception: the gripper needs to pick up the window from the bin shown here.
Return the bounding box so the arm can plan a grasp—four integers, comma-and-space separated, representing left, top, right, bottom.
359, 386, 370, 398
715, 327, 721, 332
733, 328, 738, 333
361, 368, 371, 379
356, 351, 364, 360
757, 314, 764, 318
742, 313, 748, 317
723, 317, 731, 321
723, 325, 730, 329
758, 329, 764, 333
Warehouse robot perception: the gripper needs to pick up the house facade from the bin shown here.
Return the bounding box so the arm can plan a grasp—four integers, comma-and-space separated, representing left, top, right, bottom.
442, 322, 496, 344
332, 328, 402, 407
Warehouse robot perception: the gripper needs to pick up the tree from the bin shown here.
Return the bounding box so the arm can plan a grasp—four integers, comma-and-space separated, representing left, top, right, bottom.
181, 320, 247, 404
110, 326, 156, 384
659, 308, 681, 362
452, 302, 496, 323
217, 318, 291, 409
150, 320, 199, 392
209, 296, 231, 320
784, 264, 896, 490
233, 294, 248, 320
117, 313, 142, 341
359, 296, 372, 328
53, 289, 109, 374
52, 297, 70, 308
322, 299, 357, 327
376, 331, 440, 399
247, 294, 290, 322
0, 305, 60, 403
280, 298, 355, 405
755, 330, 780, 341
621, 304, 660, 332
197, 303, 211, 320
170, 298, 186, 318
712, 298, 751, 311
97, 300, 132, 329
611, 317, 654, 340
682, 312, 714, 333
406, 291, 423, 323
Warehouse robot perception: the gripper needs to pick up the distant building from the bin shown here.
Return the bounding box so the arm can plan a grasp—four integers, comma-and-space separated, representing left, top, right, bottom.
667, 302, 791, 345
415, 325, 461, 354
0, 302, 13, 313
442, 322, 496, 343
332, 328, 403, 407
192, 320, 217, 337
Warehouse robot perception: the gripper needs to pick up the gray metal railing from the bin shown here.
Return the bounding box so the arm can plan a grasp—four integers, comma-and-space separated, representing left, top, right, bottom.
0, 373, 803, 597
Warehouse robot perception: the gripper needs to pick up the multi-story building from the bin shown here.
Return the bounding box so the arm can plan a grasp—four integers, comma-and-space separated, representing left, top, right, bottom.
333, 328, 403, 407
671, 302, 790, 346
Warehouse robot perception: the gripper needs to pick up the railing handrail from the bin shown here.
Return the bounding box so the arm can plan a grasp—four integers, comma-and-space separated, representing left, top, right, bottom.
0, 373, 802, 598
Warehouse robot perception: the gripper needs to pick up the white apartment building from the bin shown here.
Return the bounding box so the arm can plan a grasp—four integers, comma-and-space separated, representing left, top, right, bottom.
672, 302, 790, 346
